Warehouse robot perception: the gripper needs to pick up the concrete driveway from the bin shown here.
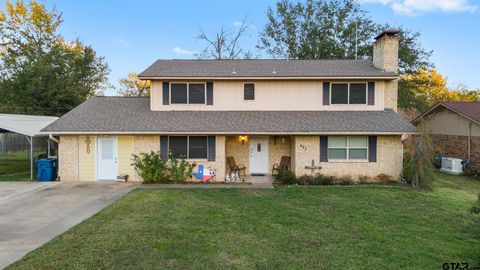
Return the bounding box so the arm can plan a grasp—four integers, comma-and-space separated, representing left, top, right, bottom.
0, 181, 138, 269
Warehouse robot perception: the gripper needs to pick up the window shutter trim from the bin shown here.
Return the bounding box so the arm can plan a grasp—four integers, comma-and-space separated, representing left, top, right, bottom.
160, 136, 169, 160
206, 82, 214, 105
368, 136, 377, 162
320, 136, 328, 162
162, 82, 170, 105
323, 82, 330, 105
207, 136, 216, 161
367, 82, 375, 106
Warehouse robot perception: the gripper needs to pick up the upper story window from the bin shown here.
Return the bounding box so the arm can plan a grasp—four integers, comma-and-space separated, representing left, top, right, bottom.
171, 83, 206, 104
331, 83, 367, 105
244, 83, 255, 100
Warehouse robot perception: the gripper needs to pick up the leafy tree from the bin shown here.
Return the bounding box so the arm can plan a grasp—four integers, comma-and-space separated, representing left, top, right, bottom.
258, 0, 432, 75
258, 0, 445, 111
400, 68, 479, 112
0, 0, 109, 116
258, 0, 376, 60
118, 73, 150, 97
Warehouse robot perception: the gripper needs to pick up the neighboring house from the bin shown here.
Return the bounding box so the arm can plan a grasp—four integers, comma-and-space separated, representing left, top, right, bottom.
42, 30, 414, 182
412, 102, 480, 167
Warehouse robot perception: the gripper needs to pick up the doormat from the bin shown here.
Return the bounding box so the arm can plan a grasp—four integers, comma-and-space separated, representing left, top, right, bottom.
250, 173, 267, 176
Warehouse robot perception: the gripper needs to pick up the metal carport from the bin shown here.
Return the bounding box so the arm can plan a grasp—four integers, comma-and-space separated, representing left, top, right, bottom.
0, 114, 59, 180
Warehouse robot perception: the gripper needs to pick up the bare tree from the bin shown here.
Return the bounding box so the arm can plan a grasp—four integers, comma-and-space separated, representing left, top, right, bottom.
196, 17, 251, 59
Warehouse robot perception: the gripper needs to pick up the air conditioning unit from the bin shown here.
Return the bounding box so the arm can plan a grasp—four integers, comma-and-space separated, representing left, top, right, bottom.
440, 157, 463, 174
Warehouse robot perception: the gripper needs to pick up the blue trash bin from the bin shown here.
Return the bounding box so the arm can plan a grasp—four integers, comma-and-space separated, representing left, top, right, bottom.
37, 159, 55, 181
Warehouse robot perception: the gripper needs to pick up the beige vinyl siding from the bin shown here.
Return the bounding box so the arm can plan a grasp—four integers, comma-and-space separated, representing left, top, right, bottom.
150, 80, 386, 111
118, 136, 135, 180
425, 108, 480, 136
79, 135, 96, 181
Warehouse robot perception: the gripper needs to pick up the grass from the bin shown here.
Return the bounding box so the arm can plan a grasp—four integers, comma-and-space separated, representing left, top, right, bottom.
0, 150, 45, 160
7, 172, 480, 269
0, 151, 46, 181
0, 160, 31, 181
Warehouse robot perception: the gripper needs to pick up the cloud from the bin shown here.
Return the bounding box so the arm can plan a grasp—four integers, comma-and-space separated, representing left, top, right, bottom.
233, 21, 257, 30
172, 47, 197, 55
113, 37, 132, 48
233, 21, 243, 27
360, 0, 477, 15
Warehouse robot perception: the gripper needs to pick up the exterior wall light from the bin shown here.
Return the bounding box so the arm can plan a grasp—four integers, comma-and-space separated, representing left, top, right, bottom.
241, 136, 246, 145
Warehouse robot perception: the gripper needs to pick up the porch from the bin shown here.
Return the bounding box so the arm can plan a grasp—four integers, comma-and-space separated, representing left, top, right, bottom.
225, 135, 293, 179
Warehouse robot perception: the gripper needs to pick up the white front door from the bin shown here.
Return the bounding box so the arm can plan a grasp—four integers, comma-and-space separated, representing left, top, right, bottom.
97, 137, 117, 180
249, 136, 269, 175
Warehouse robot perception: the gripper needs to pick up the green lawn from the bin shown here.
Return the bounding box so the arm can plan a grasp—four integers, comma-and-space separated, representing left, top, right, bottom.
0, 160, 31, 181
0, 151, 46, 181
1, 150, 45, 160
7, 172, 480, 269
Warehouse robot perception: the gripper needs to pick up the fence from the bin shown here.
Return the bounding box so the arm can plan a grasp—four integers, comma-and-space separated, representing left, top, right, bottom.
1, 133, 57, 160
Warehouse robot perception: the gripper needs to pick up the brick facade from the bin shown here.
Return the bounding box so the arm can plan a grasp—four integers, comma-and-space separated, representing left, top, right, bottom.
58, 134, 403, 182
431, 134, 480, 167
293, 135, 403, 180
58, 135, 79, 182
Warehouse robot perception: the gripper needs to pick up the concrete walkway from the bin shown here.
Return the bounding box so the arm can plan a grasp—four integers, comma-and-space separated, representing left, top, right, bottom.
0, 181, 138, 269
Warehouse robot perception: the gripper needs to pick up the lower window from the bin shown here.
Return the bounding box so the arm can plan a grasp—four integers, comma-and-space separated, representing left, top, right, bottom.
168, 136, 207, 159
328, 136, 367, 160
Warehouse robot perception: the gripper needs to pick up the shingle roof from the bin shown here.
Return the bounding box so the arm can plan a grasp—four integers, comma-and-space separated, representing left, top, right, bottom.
442, 102, 480, 123
413, 102, 480, 125
138, 59, 397, 79
42, 97, 414, 134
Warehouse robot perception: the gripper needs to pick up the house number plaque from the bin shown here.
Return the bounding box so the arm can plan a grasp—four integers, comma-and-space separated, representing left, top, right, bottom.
85, 136, 91, 154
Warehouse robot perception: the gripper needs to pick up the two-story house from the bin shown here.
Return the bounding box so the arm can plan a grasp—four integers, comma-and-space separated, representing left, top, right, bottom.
42, 30, 414, 182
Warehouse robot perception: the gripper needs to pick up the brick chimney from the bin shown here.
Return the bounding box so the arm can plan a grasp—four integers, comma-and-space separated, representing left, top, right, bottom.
373, 30, 399, 73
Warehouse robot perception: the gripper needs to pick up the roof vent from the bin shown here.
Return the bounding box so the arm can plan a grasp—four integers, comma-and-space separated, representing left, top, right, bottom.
272, 68, 277, 74
232, 69, 236, 75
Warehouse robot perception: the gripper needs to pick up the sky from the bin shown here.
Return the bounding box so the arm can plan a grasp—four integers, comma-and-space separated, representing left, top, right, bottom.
3, 0, 480, 95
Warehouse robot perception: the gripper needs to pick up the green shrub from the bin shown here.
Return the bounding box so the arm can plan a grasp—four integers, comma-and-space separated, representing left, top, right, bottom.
132, 151, 195, 183
296, 175, 311, 185
168, 153, 195, 182
402, 152, 415, 185
297, 174, 347, 185
132, 151, 168, 183
403, 122, 434, 189
297, 174, 324, 185
358, 175, 370, 184
337, 175, 354, 185
375, 173, 394, 184
273, 170, 296, 185
320, 175, 336, 185
464, 164, 480, 180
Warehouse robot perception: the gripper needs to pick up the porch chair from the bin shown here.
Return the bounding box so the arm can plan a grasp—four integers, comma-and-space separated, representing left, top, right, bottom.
227, 156, 246, 176
272, 156, 291, 175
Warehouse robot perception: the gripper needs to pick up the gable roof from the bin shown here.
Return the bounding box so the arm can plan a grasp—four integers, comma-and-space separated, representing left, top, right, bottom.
138, 59, 397, 79
412, 102, 480, 125
42, 97, 414, 134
